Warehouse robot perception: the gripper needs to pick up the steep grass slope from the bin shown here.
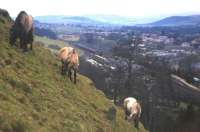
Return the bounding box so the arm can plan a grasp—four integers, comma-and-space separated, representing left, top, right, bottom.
0, 10, 147, 132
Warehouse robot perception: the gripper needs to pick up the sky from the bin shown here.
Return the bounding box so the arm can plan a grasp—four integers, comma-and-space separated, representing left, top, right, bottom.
1, 0, 200, 18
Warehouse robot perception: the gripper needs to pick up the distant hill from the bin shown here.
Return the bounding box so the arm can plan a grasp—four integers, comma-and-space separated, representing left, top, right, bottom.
34, 15, 159, 26
34, 15, 110, 26
141, 15, 200, 27
85, 15, 136, 25
85, 15, 159, 25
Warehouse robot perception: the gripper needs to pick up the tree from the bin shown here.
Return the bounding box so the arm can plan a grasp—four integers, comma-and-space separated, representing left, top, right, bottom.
178, 54, 200, 83
109, 58, 126, 104
113, 34, 142, 95
35, 27, 57, 39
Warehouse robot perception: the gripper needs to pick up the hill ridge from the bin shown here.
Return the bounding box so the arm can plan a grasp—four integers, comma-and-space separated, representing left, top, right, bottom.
141, 15, 200, 27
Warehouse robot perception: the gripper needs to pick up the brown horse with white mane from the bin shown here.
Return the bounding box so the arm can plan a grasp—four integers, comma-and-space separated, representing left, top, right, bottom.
10, 11, 34, 51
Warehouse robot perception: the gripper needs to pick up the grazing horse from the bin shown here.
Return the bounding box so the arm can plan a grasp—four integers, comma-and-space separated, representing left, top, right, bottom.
58, 46, 74, 74
58, 47, 79, 84
10, 11, 34, 51
123, 97, 142, 128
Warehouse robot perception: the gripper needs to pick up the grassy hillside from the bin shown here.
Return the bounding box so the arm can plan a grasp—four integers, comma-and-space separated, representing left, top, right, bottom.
0, 10, 147, 132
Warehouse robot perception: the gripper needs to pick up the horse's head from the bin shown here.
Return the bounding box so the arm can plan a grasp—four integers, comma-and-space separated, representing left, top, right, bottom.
127, 112, 136, 121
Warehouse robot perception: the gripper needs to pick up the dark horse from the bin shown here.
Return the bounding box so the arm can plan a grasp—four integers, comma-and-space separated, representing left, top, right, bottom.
10, 11, 34, 51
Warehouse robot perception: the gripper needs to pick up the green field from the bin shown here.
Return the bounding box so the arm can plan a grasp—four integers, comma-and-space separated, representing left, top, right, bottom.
35, 36, 69, 51
35, 36, 84, 56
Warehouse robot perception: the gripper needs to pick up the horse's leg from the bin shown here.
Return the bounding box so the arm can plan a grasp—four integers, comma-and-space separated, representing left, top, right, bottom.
23, 35, 28, 52
61, 61, 64, 75
125, 115, 127, 120
125, 108, 129, 120
9, 28, 15, 46
134, 116, 139, 129
23, 44, 28, 52
74, 68, 77, 84
30, 32, 33, 50
20, 37, 23, 49
65, 62, 69, 75
11, 37, 16, 47
68, 68, 72, 81
10, 32, 16, 46
21, 37, 27, 52
28, 27, 34, 50
30, 42, 33, 50
24, 41, 28, 52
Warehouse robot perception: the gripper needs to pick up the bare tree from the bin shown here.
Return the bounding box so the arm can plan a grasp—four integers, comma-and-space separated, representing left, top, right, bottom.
113, 34, 142, 95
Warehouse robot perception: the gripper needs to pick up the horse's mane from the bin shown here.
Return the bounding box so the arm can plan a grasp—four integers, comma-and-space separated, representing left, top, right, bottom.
14, 11, 33, 33
15, 11, 27, 25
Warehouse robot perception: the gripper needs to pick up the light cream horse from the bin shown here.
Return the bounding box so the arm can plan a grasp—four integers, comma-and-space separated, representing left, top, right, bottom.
123, 97, 142, 129
58, 47, 79, 83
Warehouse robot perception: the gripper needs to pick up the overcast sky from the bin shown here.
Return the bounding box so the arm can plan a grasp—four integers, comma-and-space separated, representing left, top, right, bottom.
1, 0, 200, 18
